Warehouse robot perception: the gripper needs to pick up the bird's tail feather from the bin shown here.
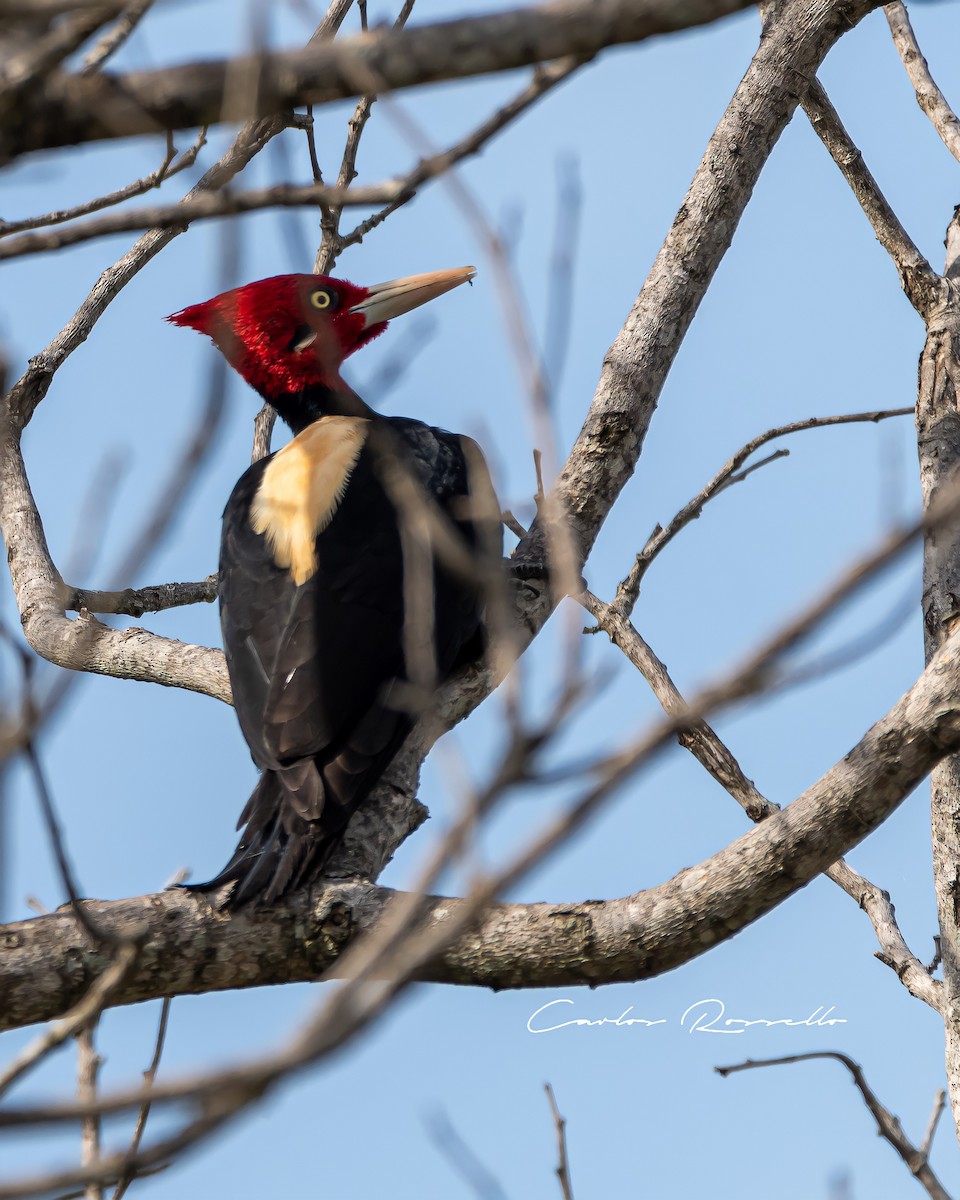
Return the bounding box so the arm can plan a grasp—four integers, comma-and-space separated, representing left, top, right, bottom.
187, 764, 338, 908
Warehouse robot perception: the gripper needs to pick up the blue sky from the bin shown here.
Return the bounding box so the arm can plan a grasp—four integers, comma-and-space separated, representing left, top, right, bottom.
2, 2, 959, 1197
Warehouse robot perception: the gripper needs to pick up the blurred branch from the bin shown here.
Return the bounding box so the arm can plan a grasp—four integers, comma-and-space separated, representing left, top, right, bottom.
2, 0, 786, 158
884, 2, 960, 166
0, 5, 114, 103
111, 998, 171, 1200
716, 1053, 953, 1200
79, 0, 153, 75
3, 497, 960, 1032
0, 942, 140, 1098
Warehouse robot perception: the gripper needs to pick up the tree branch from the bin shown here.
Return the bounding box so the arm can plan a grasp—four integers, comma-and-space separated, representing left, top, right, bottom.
884, 1, 960, 167
1, 0, 837, 160
2, 605, 960, 1032
801, 78, 945, 319
716, 1052, 952, 1200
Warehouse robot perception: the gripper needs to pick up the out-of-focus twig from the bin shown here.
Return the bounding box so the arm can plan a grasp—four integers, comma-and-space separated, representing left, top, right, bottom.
80, 0, 154, 75
0, 942, 140, 1098
111, 998, 171, 1200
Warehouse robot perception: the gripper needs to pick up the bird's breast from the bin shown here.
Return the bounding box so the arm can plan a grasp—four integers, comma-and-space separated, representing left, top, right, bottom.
249, 415, 369, 585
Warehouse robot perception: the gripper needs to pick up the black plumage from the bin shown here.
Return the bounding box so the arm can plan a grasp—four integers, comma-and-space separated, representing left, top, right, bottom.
168, 267, 495, 906
197, 412, 499, 906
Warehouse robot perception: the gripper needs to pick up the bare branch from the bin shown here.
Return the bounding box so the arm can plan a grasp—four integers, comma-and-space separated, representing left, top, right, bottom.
884, 2, 960, 166
76, 1026, 103, 1200
79, 0, 153, 75
921, 1089, 948, 1159
0, 177, 402, 261
0, 943, 140, 1098
581, 591, 943, 1011
0, 127, 206, 238
110, 998, 171, 1200
716, 1053, 953, 1200
802, 79, 944, 319
314, 0, 416, 274
61, 576, 218, 618
609, 406, 914, 621
2, 0, 791, 159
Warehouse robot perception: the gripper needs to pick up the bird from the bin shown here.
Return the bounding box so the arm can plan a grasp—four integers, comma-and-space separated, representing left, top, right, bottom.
168, 267, 502, 907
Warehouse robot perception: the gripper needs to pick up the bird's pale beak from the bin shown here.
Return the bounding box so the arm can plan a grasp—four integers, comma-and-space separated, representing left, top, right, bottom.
350, 266, 476, 328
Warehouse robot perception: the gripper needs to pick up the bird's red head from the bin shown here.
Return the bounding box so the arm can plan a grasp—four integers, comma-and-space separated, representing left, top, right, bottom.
167, 267, 475, 400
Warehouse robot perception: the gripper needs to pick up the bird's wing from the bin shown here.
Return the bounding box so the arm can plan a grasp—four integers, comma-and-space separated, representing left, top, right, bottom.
220, 439, 409, 789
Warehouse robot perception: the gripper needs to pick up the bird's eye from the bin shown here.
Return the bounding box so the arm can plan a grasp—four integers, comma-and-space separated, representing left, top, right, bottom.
309, 288, 338, 311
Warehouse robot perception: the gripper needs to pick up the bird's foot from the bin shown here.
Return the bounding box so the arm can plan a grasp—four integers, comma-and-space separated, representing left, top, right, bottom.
505, 557, 587, 597
507, 557, 549, 582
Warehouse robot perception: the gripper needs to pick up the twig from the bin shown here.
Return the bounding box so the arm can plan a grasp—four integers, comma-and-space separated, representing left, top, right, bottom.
884, 2, 960, 166
111, 998, 171, 1200
716, 1053, 952, 1200
314, 0, 413, 273
337, 56, 585, 262
0, 127, 207, 237
544, 1084, 574, 1200
610, 406, 914, 621
802, 78, 944, 319
581, 589, 943, 1011
920, 1089, 947, 1159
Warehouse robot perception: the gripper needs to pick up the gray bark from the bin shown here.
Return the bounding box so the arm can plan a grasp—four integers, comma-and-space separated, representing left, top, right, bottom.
3, 0, 775, 159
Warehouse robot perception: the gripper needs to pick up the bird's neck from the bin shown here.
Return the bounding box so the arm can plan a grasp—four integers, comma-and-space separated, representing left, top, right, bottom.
264, 383, 376, 434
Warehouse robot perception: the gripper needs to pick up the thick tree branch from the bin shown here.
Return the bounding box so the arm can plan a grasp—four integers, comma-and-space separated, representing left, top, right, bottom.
0, 419, 231, 702
582, 591, 943, 1011
2, 0, 774, 160
918, 207, 960, 1134
525, 0, 884, 579
1, 621, 959, 1031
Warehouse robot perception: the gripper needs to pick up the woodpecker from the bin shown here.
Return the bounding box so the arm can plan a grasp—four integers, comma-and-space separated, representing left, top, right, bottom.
169, 267, 500, 906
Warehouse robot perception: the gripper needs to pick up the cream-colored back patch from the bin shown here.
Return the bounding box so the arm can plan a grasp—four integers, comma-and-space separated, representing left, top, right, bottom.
250, 416, 368, 585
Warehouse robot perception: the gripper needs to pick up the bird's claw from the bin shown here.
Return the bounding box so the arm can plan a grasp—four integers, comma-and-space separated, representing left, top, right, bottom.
507, 558, 548, 582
